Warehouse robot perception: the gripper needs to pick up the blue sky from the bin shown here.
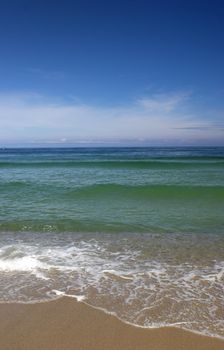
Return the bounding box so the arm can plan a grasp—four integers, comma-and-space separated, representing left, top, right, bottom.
0, 0, 224, 146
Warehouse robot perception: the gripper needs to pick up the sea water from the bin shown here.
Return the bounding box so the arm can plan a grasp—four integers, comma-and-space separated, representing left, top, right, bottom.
0, 147, 223, 337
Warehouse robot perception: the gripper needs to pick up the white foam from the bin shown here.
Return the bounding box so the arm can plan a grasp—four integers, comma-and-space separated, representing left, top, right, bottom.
52, 290, 85, 302
0, 237, 224, 339
103, 270, 133, 280
0, 255, 47, 272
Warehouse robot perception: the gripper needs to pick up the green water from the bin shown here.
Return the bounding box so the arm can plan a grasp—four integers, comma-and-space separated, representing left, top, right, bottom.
0, 147, 224, 233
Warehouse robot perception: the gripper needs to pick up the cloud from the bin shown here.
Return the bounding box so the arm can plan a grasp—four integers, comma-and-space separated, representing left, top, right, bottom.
137, 92, 189, 113
173, 126, 224, 130
0, 91, 223, 145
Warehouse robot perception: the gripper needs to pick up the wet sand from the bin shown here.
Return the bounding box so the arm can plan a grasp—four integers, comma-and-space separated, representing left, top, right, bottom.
0, 297, 223, 350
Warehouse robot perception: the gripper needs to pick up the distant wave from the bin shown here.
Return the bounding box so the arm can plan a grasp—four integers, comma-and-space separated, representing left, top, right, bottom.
65, 183, 224, 200
0, 159, 224, 169
1, 181, 224, 198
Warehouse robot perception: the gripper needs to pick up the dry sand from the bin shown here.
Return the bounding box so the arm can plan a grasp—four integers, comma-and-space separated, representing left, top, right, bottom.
0, 297, 223, 350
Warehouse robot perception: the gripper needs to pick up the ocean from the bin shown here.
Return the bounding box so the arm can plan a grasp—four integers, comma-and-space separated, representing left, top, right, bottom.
0, 147, 223, 338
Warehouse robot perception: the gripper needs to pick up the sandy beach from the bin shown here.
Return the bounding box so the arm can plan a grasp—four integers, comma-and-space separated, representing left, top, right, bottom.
1, 0, 224, 346
0, 297, 223, 350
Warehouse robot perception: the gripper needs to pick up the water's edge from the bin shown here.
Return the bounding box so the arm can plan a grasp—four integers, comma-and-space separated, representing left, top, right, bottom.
1, 295, 223, 341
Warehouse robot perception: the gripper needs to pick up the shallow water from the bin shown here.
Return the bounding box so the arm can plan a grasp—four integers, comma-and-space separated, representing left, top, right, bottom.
0, 147, 223, 337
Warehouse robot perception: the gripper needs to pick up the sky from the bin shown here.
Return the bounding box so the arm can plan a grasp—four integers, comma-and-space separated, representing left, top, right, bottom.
0, 0, 224, 146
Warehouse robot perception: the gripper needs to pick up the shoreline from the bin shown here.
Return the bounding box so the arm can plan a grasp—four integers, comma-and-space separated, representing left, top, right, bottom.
0, 297, 223, 350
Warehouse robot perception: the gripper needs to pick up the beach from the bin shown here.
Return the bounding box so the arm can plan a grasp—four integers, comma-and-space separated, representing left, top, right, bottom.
1, 0, 224, 347
0, 297, 223, 350
0, 147, 224, 342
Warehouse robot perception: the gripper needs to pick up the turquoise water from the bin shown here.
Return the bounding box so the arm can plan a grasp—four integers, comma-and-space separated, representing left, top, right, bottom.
0, 147, 224, 233
0, 147, 224, 337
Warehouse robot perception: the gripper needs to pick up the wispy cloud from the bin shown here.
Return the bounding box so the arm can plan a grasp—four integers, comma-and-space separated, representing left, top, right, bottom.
0, 91, 223, 145
173, 126, 224, 130
137, 92, 189, 113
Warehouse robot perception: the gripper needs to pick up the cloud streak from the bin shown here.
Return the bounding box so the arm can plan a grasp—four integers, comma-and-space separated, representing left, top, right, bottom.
0, 92, 223, 145
137, 93, 189, 113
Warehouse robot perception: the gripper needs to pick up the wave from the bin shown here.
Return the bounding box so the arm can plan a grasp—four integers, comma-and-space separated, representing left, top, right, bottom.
0, 231, 223, 338
65, 183, 224, 200
0, 159, 224, 169
2, 181, 223, 200
0, 181, 31, 189
1, 182, 223, 234
0, 220, 150, 234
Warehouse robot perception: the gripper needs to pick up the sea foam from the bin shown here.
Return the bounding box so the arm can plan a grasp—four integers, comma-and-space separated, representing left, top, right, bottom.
0, 232, 223, 338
